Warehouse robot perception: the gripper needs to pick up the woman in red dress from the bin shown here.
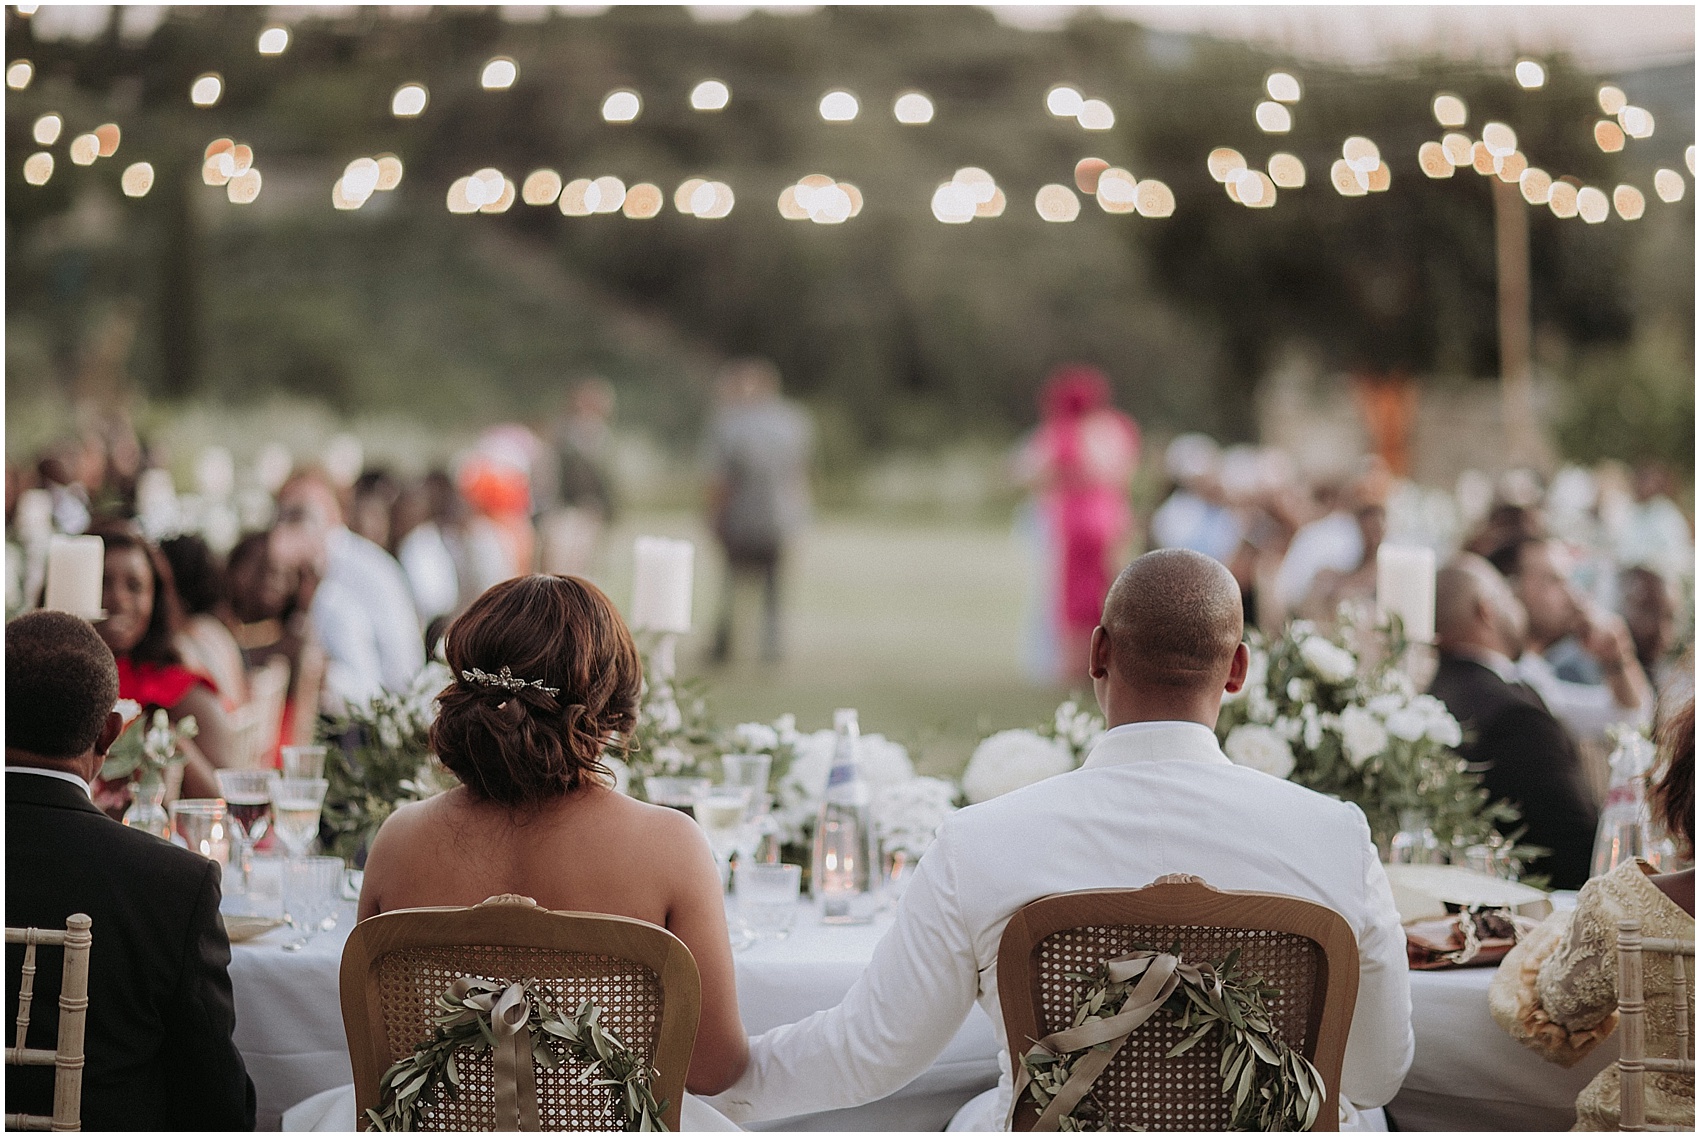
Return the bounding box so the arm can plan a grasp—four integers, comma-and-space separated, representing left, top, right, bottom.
1018, 366, 1141, 682
89, 522, 238, 809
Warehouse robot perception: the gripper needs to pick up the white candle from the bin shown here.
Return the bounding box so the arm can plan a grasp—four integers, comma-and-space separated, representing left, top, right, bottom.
630, 537, 694, 634
1377, 544, 1436, 644
44, 534, 105, 619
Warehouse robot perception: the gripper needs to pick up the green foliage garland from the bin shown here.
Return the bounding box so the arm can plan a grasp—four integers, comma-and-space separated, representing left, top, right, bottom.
365, 978, 667, 1132
1019, 946, 1326, 1132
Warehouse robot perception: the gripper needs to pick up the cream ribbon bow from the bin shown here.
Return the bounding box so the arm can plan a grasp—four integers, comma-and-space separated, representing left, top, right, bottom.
1009, 949, 1219, 1132
451, 978, 542, 1131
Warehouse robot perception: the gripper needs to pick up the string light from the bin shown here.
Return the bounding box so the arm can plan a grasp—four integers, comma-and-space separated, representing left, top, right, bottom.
690, 80, 729, 111
1046, 85, 1083, 117
392, 84, 428, 117
257, 26, 289, 55
121, 161, 154, 197
1077, 99, 1114, 131
1595, 121, 1626, 152
558, 179, 593, 216
375, 154, 403, 191
1074, 157, 1109, 194
522, 169, 563, 206
1495, 151, 1527, 184
1418, 142, 1453, 179
692, 181, 735, 218
69, 133, 99, 165
481, 58, 517, 90
1267, 153, 1305, 188
190, 73, 223, 107
1441, 133, 1473, 167
1134, 180, 1174, 218
602, 90, 641, 123
227, 168, 262, 204
1576, 186, 1609, 224
893, 92, 933, 124
675, 177, 707, 215
1612, 185, 1645, 220
1254, 101, 1291, 133
623, 183, 664, 218
1548, 181, 1579, 218
1597, 85, 1627, 114
1330, 159, 1366, 197
1653, 168, 1685, 203
22, 152, 53, 186
447, 177, 478, 214
1481, 123, 1517, 157
480, 177, 516, 214
1514, 60, 1545, 89
1207, 148, 1247, 183
1096, 167, 1137, 213
1519, 168, 1552, 205
589, 175, 626, 214
1471, 142, 1497, 176
6, 60, 33, 89
818, 90, 859, 122
32, 114, 62, 146
1618, 106, 1654, 139
1432, 94, 1467, 128
94, 123, 120, 157
1034, 184, 1079, 222
1265, 72, 1301, 103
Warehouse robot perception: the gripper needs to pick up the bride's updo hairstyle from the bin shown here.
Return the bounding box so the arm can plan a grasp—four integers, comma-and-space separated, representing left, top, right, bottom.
431, 574, 642, 806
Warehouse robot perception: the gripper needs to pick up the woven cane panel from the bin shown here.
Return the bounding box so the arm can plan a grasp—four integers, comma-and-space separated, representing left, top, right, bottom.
1030, 924, 1321, 1131
373, 945, 662, 1131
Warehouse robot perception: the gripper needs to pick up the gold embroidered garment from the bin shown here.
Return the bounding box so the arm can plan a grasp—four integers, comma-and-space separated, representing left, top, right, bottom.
1491, 859, 1694, 1131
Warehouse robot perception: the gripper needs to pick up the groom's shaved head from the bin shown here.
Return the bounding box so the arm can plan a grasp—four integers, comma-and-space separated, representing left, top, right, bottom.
1102, 550, 1244, 688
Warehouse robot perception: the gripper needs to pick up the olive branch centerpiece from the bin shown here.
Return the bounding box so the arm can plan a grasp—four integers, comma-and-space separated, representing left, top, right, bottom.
365, 976, 668, 1132
1015, 945, 1326, 1132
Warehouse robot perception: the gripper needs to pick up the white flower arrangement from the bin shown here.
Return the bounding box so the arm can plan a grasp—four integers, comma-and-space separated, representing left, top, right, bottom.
874, 775, 960, 860
961, 729, 1075, 804
1222, 723, 1297, 779
769, 725, 917, 847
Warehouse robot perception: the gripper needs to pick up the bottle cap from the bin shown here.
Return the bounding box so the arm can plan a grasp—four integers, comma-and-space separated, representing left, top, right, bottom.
833, 708, 859, 732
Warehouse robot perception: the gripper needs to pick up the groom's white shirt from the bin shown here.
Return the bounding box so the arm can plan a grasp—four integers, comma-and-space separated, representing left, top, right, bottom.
710, 720, 1414, 1126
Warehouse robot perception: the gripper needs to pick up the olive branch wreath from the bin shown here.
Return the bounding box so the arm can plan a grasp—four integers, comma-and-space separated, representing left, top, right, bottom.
1017, 945, 1327, 1132
365, 977, 668, 1132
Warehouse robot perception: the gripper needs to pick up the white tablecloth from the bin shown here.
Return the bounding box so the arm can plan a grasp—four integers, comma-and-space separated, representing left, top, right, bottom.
230, 898, 1616, 1131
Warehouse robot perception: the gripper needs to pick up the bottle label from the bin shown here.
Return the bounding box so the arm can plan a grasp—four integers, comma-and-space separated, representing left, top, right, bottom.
827, 761, 857, 788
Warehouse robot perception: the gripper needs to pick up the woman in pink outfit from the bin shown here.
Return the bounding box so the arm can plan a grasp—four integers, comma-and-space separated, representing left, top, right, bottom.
1019, 365, 1140, 681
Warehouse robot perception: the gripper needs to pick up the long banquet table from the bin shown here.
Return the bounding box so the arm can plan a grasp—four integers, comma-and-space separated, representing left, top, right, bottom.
230, 895, 1617, 1131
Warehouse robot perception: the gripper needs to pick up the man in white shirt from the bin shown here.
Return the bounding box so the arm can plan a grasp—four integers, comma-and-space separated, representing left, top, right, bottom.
710, 550, 1413, 1130
270, 472, 423, 710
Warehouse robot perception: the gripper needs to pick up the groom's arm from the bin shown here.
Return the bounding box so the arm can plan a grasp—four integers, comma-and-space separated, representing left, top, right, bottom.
710, 827, 980, 1123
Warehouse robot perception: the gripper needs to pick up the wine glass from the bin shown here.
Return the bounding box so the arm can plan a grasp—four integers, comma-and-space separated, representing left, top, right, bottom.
216, 770, 273, 897
691, 784, 754, 888
269, 777, 329, 859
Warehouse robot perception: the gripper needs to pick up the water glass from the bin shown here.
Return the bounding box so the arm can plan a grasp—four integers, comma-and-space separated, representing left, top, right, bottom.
721, 754, 773, 813
216, 770, 274, 895
281, 855, 344, 952
269, 777, 329, 858
280, 745, 328, 780
736, 863, 802, 940
170, 799, 231, 865
692, 784, 754, 871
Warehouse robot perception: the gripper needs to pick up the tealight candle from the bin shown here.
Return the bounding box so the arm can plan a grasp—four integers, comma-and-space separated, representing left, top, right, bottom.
631, 537, 694, 634
1377, 544, 1436, 644
44, 534, 104, 619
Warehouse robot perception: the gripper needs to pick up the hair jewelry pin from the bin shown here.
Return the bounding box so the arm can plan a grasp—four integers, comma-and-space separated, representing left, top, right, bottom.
460, 666, 560, 697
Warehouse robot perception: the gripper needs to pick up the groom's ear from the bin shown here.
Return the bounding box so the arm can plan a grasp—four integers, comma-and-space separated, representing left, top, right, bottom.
1223, 642, 1250, 694
1088, 626, 1111, 680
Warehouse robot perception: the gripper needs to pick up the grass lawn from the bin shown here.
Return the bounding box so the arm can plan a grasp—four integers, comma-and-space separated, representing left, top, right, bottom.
589, 512, 1077, 779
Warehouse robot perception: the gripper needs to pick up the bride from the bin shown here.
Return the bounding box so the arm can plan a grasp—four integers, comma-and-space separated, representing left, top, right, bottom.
355, 573, 747, 1115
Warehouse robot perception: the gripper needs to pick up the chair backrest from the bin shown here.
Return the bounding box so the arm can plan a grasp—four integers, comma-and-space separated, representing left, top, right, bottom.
5, 914, 93, 1132
1616, 918, 1696, 1131
998, 876, 1358, 1132
340, 895, 700, 1131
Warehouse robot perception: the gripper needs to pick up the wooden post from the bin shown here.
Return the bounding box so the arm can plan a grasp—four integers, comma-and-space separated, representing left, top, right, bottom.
1617, 918, 1646, 1131
1492, 178, 1543, 470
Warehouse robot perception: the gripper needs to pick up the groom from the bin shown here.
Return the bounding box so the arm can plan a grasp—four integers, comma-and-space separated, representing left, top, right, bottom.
709, 549, 1413, 1129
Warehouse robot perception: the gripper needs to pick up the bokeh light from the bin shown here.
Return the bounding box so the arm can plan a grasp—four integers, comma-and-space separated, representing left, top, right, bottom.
375, 154, 403, 191
481, 58, 518, 90
1595, 121, 1626, 152
1481, 122, 1517, 157
974, 186, 1003, 218
1514, 60, 1545, 88
392, 84, 429, 117
1471, 141, 1497, 175
94, 123, 120, 157
1366, 163, 1390, 192
1342, 136, 1380, 172
22, 152, 53, 186
623, 183, 664, 218
1096, 167, 1137, 213
1255, 101, 1291, 133
693, 182, 735, 218
1519, 168, 1552, 204
1046, 85, 1083, 117
1597, 85, 1627, 114
676, 177, 708, 214
69, 133, 99, 165
191, 73, 223, 107
1265, 72, 1301, 103
690, 80, 730, 111
1688, 146, 1695, 176
1441, 132, 1473, 166
1077, 99, 1114, 130
447, 177, 478, 214
227, 168, 262, 204
343, 157, 380, 199
893, 92, 933, 124
819, 90, 859, 121
590, 175, 627, 214
1618, 106, 1654, 139
1495, 151, 1527, 184
231, 144, 253, 174
1613, 185, 1645, 220
480, 177, 516, 214
1134, 179, 1175, 218
1034, 184, 1079, 222
1235, 169, 1275, 207
258, 26, 289, 55
1432, 94, 1467, 128
1576, 186, 1609, 224
558, 179, 594, 216
32, 113, 61, 145
120, 161, 154, 197
1207, 148, 1247, 183
7, 60, 33, 89
1074, 157, 1108, 194
1653, 168, 1686, 203
932, 182, 974, 223
602, 90, 642, 122
1267, 153, 1305, 188
1548, 181, 1579, 218
1418, 142, 1453, 179
522, 169, 563, 206
1330, 159, 1367, 197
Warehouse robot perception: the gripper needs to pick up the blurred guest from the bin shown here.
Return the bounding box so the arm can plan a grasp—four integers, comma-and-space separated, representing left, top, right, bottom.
1015, 364, 1139, 680
88, 522, 238, 804
348, 469, 401, 551
1488, 536, 1653, 747
1620, 565, 1678, 686
227, 531, 324, 750
5, 610, 256, 1130
1610, 464, 1695, 585
1490, 699, 1693, 1131
540, 377, 619, 576
1465, 501, 1546, 559
159, 534, 249, 710
1429, 554, 1599, 888
458, 428, 538, 590
390, 478, 460, 629
270, 471, 422, 711
36, 443, 91, 536
704, 358, 814, 665
1298, 501, 1387, 628
1274, 457, 1390, 620
1149, 433, 1241, 564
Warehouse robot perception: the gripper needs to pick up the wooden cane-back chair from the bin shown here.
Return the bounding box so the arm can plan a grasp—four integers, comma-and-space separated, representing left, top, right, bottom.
341, 895, 700, 1131
5, 914, 93, 1132
1616, 918, 1696, 1131
998, 877, 1359, 1132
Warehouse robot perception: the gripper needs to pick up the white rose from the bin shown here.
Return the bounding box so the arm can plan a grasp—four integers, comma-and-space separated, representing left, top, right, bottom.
1385, 707, 1428, 742
1223, 724, 1296, 779
1338, 705, 1389, 768
731, 721, 781, 753
1286, 677, 1312, 703
857, 733, 916, 788
1298, 637, 1357, 684
961, 729, 1074, 804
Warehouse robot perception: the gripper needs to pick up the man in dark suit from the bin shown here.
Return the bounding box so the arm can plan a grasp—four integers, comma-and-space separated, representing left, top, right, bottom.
1428, 555, 1600, 888
6, 610, 256, 1130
